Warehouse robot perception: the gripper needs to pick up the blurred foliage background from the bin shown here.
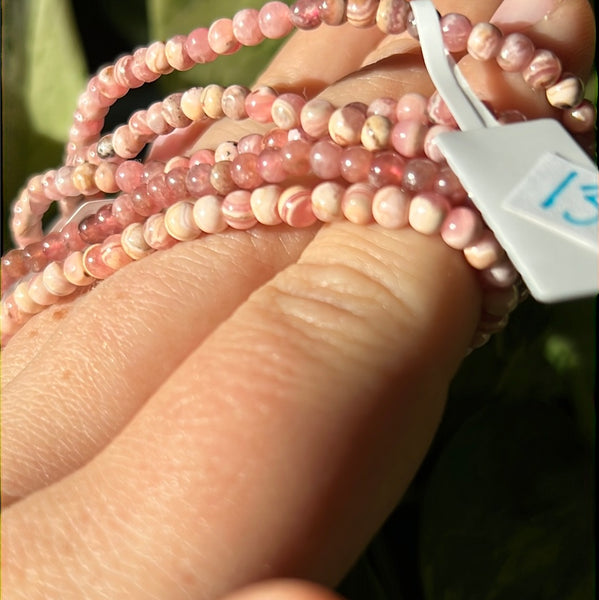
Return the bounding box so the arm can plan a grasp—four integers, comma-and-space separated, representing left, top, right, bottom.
1, 1, 596, 598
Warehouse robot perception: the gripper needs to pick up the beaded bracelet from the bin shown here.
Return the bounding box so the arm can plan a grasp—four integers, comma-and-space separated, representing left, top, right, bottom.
1, 0, 595, 348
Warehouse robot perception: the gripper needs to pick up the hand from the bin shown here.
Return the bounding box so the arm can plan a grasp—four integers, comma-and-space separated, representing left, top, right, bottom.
1, 0, 595, 598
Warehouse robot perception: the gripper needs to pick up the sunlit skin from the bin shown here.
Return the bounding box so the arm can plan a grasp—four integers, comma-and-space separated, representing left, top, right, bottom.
1, 0, 595, 598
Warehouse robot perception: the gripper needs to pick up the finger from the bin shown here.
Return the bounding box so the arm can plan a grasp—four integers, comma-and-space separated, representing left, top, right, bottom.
3, 227, 480, 599
1, 226, 316, 506
219, 579, 345, 600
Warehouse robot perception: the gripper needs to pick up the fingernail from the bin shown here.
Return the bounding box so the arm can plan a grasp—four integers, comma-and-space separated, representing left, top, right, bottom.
490, 0, 562, 29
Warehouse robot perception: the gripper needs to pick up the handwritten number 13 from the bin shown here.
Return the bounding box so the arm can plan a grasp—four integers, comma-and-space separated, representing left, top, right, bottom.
541, 171, 598, 226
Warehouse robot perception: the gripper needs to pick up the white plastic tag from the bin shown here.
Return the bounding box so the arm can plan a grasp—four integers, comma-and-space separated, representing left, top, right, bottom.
411, 0, 599, 303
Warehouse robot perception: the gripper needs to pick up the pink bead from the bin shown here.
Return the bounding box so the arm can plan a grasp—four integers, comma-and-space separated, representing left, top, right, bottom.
310, 140, 343, 179
245, 86, 278, 123
262, 128, 289, 149
165, 156, 190, 172
99, 234, 133, 271
467, 22, 503, 61
186, 28, 219, 63
433, 165, 467, 203
60, 221, 86, 252
440, 13, 472, 53
391, 119, 427, 157
28, 273, 59, 306
145, 41, 175, 74
271, 93, 306, 129
143, 214, 178, 250
463, 230, 505, 269
55, 166, 80, 196
165, 35, 195, 70
522, 49, 562, 90
161, 93, 193, 128
131, 187, 161, 217
496, 33, 535, 73
12, 281, 44, 315
278, 185, 317, 226
114, 54, 144, 88
96, 65, 128, 99
440, 206, 483, 249
328, 105, 366, 146
376, 0, 410, 34
112, 125, 146, 159
63, 251, 94, 286
68, 118, 104, 143
301, 98, 335, 138
42, 261, 77, 296
87, 76, 115, 108
372, 186, 410, 229
408, 192, 450, 235
427, 92, 457, 127
181, 87, 205, 121
281, 140, 312, 177
142, 160, 167, 183
186, 164, 216, 197
222, 85, 250, 120
340, 146, 372, 183
346, 0, 378, 27
479, 259, 519, 288
210, 162, 236, 195
193, 195, 228, 233
83, 244, 115, 279
369, 151, 405, 187
259, 1, 294, 38
222, 190, 257, 230
231, 153, 264, 189
120, 223, 154, 260
319, 0, 347, 26
164, 201, 201, 242
146, 102, 174, 135
562, 99, 596, 134
112, 194, 146, 226
94, 162, 120, 194
41, 170, 62, 201
131, 47, 161, 83
423, 124, 454, 162
233, 9, 265, 46
41, 232, 69, 262
396, 93, 429, 125
257, 148, 287, 183
290, 0, 321, 30
342, 182, 375, 224
115, 161, 145, 193
208, 18, 242, 55
367, 97, 398, 122
311, 181, 344, 222
402, 158, 438, 192
189, 149, 215, 167
250, 185, 283, 225
238, 134, 264, 155
77, 90, 110, 120
23, 241, 49, 273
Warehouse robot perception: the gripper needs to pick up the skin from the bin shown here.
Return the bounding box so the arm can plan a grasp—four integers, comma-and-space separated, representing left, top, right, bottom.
0, 0, 595, 598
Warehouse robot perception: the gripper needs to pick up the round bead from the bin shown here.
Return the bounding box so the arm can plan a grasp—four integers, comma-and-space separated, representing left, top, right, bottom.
463, 230, 505, 269
440, 206, 483, 249
250, 185, 283, 225
361, 115, 392, 151
342, 182, 375, 224
300, 98, 335, 138
42, 261, 77, 296
467, 22, 502, 61
427, 92, 457, 127
94, 162, 120, 193
369, 151, 405, 187
28, 273, 60, 306
281, 140, 312, 177
291, 0, 322, 30
328, 105, 366, 146
271, 93, 305, 129
367, 97, 398, 122
215, 141, 239, 163
147, 102, 175, 135
72, 163, 99, 195
121, 223, 154, 260
310, 140, 343, 179
278, 185, 317, 227
162, 93, 193, 128
83, 244, 115, 279
259, 2, 294, 38
376, 0, 410, 34
193, 195, 228, 233
319, 0, 347, 26
346, 0, 378, 28
396, 92, 429, 124
246, 86, 278, 123
391, 119, 428, 157
408, 192, 450, 234
165, 35, 195, 70
143, 214, 178, 250
496, 33, 535, 72
145, 41, 175, 75
201, 85, 225, 119
181, 87, 205, 121
99, 235, 133, 271
257, 148, 287, 183
440, 13, 472, 53
63, 251, 95, 285
423, 124, 454, 162
562, 99, 596, 134
482, 285, 519, 317
546, 74, 585, 109
222, 85, 250, 120
164, 201, 201, 242
222, 190, 257, 229
311, 181, 345, 222
13, 281, 44, 315
210, 161, 236, 195
186, 28, 219, 63
340, 146, 372, 183
372, 186, 410, 229
208, 18, 241, 55
402, 158, 438, 192
231, 153, 264, 189
233, 8, 265, 46
522, 49, 562, 90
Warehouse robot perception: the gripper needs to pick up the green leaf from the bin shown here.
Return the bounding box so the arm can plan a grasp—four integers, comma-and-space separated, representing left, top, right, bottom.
419, 400, 594, 600
2, 0, 87, 240
146, 0, 293, 89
